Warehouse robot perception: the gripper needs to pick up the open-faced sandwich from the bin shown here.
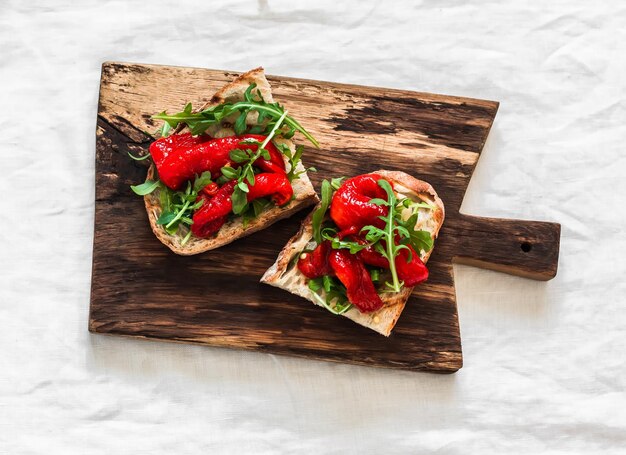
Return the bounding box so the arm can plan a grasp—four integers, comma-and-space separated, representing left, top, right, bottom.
129, 68, 319, 255
261, 171, 444, 336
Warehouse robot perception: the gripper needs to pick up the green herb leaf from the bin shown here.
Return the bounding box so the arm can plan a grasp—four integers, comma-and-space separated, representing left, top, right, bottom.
252, 198, 270, 217
330, 177, 346, 191
245, 167, 255, 185
130, 180, 160, 196
180, 230, 192, 246
248, 125, 264, 134
231, 185, 248, 215
235, 111, 249, 135
165, 224, 179, 235
133, 173, 211, 238
190, 199, 205, 211
229, 149, 251, 164
368, 198, 388, 206
322, 275, 333, 293
156, 211, 176, 225
220, 166, 239, 180
400, 198, 435, 211
321, 228, 369, 254
370, 268, 381, 282
312, 179, 333, 244
406, 227, 434, 254
165, 199, 191, 229
308, 278, 322, 292
128, 151, 151, 161
395, 202, 435, 254
192, 171, 212, 193
286, 144, 306, 181
308, 275, 352, 315
240, 198, 271, 229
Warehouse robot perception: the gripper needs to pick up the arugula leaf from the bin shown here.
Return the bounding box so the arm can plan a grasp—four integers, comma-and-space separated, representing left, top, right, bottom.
330, 177, 346, 191
164, 199, 191, 229
248, 125, 264, 134
358, 179, 412, 293
131, 180, 160, 196
369, 268, 381, 283
410, 230, 434, 253
395, 199, 435, 254
399, 198, 435, 211
321, 227, 369, 254
312, 179, 333, 244
128, 151, 151, 161
252, 198, 270, 217
240, 198, 270, 229
394, 210, 434, 254
286, 145, 305, 181
308, 277, 321, 292
181, 230, 193, 246
156, 211, 176, 225
307, 275, 352, 315
234, 111, 248, 135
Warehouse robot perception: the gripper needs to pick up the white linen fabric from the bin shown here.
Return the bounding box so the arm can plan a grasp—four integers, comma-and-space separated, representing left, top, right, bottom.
1, 1, 624, 453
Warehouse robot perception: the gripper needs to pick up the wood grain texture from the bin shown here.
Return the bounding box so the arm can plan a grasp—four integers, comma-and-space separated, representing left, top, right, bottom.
89, 62, 560, 373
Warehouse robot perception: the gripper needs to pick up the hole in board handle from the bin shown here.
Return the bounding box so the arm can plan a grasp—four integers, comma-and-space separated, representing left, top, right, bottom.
520, 242, 532, 253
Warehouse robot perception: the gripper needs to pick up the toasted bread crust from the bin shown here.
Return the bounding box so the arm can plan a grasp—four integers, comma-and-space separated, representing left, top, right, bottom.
261, 170, 445, 336
143, 68, 318, 255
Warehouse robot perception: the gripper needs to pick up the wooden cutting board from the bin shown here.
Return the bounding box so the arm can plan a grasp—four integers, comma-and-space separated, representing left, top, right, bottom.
89, 62, 560, 373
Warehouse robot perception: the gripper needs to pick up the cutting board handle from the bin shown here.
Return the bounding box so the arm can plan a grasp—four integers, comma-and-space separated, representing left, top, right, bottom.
452, 214, 561, 281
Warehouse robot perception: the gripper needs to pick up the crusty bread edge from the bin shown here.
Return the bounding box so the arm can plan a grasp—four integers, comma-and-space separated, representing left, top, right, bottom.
260, 170, 445, 336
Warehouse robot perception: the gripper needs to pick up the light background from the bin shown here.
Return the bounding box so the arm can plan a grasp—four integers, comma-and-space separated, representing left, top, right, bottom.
1, 1, 625, 453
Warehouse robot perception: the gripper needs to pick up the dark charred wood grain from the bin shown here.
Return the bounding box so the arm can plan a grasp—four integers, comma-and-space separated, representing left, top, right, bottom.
327, 95, 496, 153
90, 62, 560, 373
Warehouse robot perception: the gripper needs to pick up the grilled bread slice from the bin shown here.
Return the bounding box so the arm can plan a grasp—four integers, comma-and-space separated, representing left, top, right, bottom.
261, 170, 444, 336
143, 68, 318, 255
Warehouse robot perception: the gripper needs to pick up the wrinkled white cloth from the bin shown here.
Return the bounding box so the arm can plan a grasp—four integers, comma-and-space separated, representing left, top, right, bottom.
1, 1, 625, 453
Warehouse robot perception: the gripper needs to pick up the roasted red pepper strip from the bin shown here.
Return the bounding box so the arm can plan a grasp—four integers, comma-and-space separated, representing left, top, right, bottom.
395, 245, 429, 286
148, 132, 209, 164
298, 241, 334, 278
358, 240, 429, 286
150, 134, 285, 190
330, 173, 388, 232
328, 249, 384, 313
246, 173, 293, 206
358, 242, 390, 268
200, 182, 219, 198
191, 173, 293, 238
190, 181, 236, 238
